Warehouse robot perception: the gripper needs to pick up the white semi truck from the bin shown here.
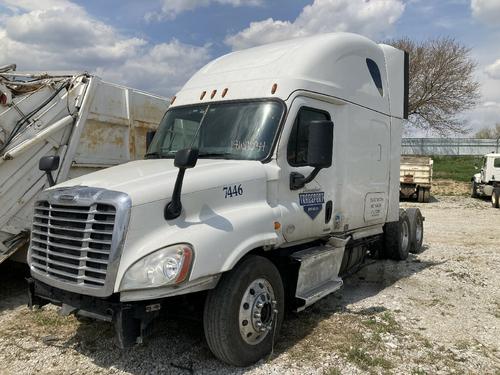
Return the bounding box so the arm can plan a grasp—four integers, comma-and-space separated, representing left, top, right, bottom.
471, 153, 500, 208
0, 67, 168, 264
27, 33, 424, 366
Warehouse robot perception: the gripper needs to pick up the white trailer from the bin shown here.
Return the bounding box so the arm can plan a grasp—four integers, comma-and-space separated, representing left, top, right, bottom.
400, 155, 433, 202
471, 153, 500, 208
27, 33, 424, 366
0, 67, 168, 264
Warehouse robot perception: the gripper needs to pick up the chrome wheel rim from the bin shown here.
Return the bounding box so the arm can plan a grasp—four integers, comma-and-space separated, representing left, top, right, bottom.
239, 278, 277, 345
401, 220, 409, 251
492, 194, 497, 205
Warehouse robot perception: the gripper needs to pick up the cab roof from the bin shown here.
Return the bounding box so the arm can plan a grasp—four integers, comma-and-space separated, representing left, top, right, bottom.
172, 32, 405, 118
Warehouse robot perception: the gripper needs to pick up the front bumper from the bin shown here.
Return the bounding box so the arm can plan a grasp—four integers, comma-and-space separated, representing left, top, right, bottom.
27, 278, 162, 348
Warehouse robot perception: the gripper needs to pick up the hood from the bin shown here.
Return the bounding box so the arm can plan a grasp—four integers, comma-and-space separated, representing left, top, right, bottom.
54, 159, 269, 206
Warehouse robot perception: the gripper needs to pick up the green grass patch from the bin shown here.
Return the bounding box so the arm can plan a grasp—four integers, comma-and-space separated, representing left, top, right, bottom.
432, 156, 483, 182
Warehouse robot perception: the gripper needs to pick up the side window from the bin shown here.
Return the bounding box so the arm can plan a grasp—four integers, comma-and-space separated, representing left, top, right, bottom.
287, 107, 330, 166
494, 158, 500, 168
366, 58, 383, 96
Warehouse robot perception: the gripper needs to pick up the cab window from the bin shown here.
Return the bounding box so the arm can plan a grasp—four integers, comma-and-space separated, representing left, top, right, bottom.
287, 107, 330, 166
494, 158, 500, 168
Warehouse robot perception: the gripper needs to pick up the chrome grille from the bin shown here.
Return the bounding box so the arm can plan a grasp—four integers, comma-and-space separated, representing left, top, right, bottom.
30, 200, 116, 287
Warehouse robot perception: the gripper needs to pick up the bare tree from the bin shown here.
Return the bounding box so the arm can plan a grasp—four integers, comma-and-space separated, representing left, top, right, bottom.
387, 37, 480, 135
475, 123, 500, 139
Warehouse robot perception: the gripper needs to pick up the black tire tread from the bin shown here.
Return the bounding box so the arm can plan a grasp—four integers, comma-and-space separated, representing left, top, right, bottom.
406, 207, 424, 254
203, 255, 284, 366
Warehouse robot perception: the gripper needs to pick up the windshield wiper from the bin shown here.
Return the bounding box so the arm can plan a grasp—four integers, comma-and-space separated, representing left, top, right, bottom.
198, 152, 237, 159
145, 152, 160, 159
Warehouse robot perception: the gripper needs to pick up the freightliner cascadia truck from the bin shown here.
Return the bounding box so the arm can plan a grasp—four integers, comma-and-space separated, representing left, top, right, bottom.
27, 33, 424, 366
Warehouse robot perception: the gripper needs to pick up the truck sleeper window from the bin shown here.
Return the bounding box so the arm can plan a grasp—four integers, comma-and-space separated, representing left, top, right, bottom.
495, 158, 500, 168
147, 101, 284, 161
287, 107, 330, 166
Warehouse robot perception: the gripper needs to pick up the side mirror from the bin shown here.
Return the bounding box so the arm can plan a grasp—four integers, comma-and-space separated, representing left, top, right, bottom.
290, 120, 334, 190
39, 155, 60, 187
165, 148, 199, 220
307, 120, 333, 168
146, 130, 156, 150
174, 148, 199, 169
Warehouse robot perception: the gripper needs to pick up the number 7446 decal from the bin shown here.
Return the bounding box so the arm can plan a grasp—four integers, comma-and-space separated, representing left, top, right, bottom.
223, 184, 243, 198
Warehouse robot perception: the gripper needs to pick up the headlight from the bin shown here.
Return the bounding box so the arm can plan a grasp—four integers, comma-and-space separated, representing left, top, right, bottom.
120, 244, 193, 291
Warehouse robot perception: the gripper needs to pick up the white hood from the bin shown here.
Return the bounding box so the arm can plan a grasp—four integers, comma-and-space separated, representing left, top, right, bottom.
54, 159, 269, 206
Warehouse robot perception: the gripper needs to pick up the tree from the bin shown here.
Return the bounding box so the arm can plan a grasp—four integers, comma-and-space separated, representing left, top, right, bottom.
474, 123, 500, 139
387, 37, 480, 135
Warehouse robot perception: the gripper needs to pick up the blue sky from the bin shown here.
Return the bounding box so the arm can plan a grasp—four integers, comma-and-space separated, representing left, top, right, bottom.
0, 0, 499, 135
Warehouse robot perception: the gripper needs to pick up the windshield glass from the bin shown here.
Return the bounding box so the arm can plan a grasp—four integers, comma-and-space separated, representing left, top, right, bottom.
147, 100, 284, 160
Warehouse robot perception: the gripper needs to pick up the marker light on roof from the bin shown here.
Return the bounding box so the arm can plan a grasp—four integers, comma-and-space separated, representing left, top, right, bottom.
271, 83, 278, 94
210, 89, 217, 99
200, 91, 206, 100
222, 88, 228, 98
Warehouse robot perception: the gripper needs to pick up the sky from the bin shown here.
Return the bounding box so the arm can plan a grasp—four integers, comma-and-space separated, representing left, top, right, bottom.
0, 0, 499, 136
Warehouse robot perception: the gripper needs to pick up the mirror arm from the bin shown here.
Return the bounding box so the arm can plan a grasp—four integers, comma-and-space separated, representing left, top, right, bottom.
164, 168, 186, 220
290, 167, 321, 190
45, 172, 55, 187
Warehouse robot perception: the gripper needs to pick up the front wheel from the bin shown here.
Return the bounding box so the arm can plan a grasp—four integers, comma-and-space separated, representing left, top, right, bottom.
203, 256, 285, 367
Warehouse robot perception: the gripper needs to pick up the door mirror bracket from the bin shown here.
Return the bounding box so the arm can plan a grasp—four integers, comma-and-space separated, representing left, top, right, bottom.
164, 148, 199, 220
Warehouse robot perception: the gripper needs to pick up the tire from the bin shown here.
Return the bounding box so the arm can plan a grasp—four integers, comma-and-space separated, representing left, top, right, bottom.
471, 181, 478, 198
203, 256, 285, 367
417, 188, 424, 203
492, 188, 500, 208
423, 188, 431, 203
406, 208, 424, 254
383, 209, 411, 260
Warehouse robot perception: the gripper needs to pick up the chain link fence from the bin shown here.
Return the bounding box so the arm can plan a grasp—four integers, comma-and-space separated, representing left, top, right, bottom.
402, 138, 500, 156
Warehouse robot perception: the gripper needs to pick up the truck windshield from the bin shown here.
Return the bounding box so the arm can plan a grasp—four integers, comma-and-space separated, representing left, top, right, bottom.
146, 100, 284, 160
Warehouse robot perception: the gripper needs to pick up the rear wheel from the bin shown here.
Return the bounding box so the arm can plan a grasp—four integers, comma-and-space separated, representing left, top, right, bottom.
471, 181, 478, 198
492, 188, 500, 208
382, 209, 411, 260
417, 188, 424, 203
423, 188, 430, 203
203, 256, 284, 367
406, 208, 424, 254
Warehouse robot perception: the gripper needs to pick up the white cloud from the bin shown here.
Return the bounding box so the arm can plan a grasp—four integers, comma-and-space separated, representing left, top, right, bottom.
471, 0, 500, 26
225, 0, 405, 50
0, 0, 212, 96
485, 59, 500, 79
145, 0, 263, 21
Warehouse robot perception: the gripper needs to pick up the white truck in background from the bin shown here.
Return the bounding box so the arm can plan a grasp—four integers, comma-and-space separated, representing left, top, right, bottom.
471, 153, 500, 208
400, 156, 433, 202
0, 66, 168, 264
27, 33, 424, 366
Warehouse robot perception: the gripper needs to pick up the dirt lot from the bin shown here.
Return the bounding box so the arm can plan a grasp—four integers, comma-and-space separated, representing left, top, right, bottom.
1, 195, 499, 375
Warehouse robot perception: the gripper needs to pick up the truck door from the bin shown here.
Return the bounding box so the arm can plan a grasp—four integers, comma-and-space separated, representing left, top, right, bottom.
276, 97, 335, 242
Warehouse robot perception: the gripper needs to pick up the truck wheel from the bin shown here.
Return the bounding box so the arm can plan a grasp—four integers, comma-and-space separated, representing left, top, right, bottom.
417, 188, 424, 203
406, 208, 424, 254
203, 255, 284, 367
471, 181, 478, 198
492, 189, 500, 208
423, 188, 431, 203
383, 210, 411, 260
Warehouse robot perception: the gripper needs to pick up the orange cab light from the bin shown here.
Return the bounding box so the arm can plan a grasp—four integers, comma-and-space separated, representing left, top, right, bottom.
274, 221, 281, 230
170, 96, 176, 104
222, 88, 228, 98
200, 91, 206, 100
271, 83, 278, 94
210, 89, 217, 99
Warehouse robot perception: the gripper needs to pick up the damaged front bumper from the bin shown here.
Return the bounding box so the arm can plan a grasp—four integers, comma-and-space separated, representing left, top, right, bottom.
27, 278, 162, 348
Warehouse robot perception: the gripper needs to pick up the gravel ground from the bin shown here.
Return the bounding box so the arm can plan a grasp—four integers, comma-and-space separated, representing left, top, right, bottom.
1, 195, 499, 375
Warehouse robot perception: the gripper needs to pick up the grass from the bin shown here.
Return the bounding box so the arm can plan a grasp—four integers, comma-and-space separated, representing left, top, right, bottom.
432, 155, 483, 182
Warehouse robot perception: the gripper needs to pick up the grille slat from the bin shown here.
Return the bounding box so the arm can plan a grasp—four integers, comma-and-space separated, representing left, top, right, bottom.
30, 200, 116, 288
